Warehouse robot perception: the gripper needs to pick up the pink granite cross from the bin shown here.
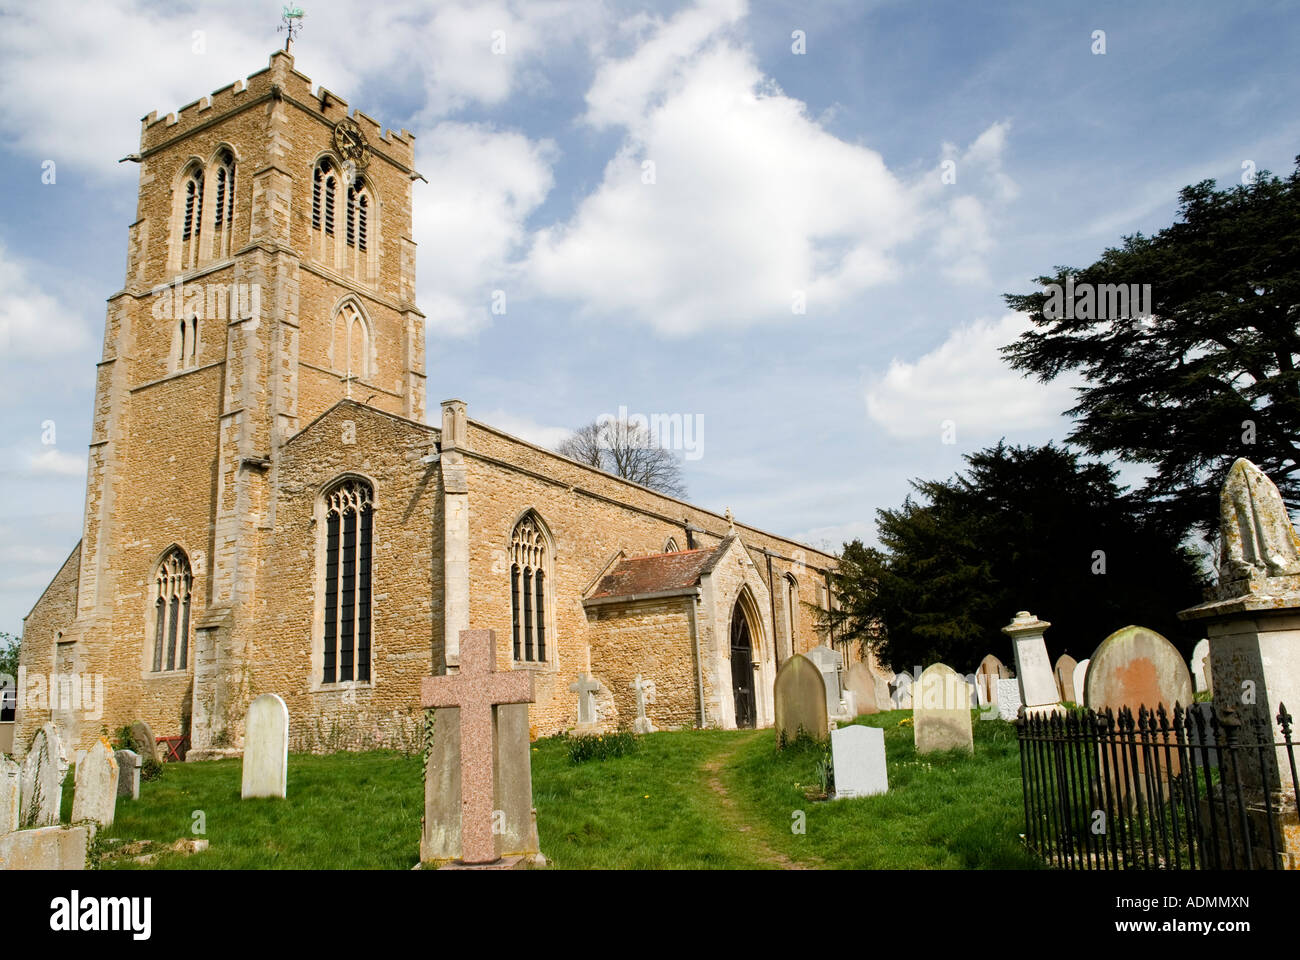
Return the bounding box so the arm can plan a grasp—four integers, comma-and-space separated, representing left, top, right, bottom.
421, 629, 534, 864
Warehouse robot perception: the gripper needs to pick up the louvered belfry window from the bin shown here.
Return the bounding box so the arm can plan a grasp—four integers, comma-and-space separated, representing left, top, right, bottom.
323, 478, 373, 683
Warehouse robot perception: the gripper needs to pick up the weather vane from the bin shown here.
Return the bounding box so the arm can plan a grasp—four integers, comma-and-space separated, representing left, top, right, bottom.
279, 5, 305, 52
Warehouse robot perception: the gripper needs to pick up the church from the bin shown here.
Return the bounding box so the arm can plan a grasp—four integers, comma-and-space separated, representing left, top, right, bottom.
16, 51, 846, 760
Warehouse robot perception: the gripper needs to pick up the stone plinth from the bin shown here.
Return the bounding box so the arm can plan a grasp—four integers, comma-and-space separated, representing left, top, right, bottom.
1002, 611, 1062, 716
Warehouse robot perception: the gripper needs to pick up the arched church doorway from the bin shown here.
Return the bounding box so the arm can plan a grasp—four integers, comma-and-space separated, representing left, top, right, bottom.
730, 599, 757, 728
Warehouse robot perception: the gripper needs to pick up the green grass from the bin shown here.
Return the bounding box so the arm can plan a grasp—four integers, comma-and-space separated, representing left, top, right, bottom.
726, 711, 1042, 869
69, 713, 1039, 869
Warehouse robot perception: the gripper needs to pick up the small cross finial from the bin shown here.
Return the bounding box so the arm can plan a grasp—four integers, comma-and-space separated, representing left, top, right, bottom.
279, 5, 305, 52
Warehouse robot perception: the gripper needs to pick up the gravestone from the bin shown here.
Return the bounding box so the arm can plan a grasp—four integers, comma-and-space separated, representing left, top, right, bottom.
1190, 638, 1211, 694
914, 663, 973, 753
115, 750, 141, 800
975, 654, 1009, 707
843, 664, 880, 716
892, 672, 913, 709
569, 673, 599, 727
71, 739, 119, 827
240, 694, 289, 799
0, 758, 19, 835
873, 674, 893, 712
1002, 611, 1062, 716
629, 675, 656, 734
129, 720, 159, 764
421, 629, 539, 866
831, 725, 888, 799
804, 645, 844, 718
1072, 659, 1090, 705
996, 678, 1023, 722
1084, 625, 1193, 715
20, 723, 67, 828
774, 654, 828, 742
1054, 654, 1079, 703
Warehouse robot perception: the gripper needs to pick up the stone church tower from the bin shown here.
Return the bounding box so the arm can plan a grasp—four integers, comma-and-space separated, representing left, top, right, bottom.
18, 52, 846, 761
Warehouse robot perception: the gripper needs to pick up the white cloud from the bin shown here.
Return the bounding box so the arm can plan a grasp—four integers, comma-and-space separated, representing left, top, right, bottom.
476, 409, 571, 450
414, 123, 557, 337
864, 313, 1080, 440
25, 448, 86, 478
0, 245, 92, 357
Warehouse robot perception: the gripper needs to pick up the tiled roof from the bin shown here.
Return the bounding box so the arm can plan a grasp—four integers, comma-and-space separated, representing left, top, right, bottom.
587, 544, 728, 601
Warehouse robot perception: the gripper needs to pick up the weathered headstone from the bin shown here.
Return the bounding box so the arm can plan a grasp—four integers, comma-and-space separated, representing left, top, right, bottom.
240, 694, 289, 799
569, 673, 599, 727
71, 739, 119, 827
0, 824, 88, 870
0, 758, 19, 835
115, 750, 141, 800
129, 720, 159, 764
1190, 638, 1211, 694
804, 644, 844, 718
831, 725, 888, 799
914, 663, 973, 753
629, 674, 656, 734
1002, 611, 1062, 716
1073, 659, 1090, 705
843, 664, 880, 716
975, 654, 1009, 707
892, 671, 913, 709
774, 654, 828, 742
20, 723, 67, 828
421, 629, 538, 866
1054, 654, 1079, 703
996, 678, 1023, 722
1084, 625, 1193, 716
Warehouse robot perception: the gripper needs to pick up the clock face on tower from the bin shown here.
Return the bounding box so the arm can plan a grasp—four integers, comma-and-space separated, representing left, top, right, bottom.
332, 118, 370, 170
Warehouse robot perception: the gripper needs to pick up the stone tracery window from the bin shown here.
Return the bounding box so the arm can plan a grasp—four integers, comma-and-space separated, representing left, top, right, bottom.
330, 301, 371, 382
509, 512, 551, 663
152, 548, 192, 673
322, 477, 373, 684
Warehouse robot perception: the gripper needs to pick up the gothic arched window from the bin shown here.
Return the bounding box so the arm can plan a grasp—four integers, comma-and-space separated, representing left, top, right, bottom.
322, 478, 373, 684
509, 512, 551, 663
178, 164, 204, 270
152, 548, 193, 673
211, 149, 235, 258
330, 301, 371, 382
312, 159, 340, 268
344, 177, 374, 282
663, 537, 680, 553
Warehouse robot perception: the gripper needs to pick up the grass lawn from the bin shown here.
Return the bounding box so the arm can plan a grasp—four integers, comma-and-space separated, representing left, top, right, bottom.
78, 711, 1039, 869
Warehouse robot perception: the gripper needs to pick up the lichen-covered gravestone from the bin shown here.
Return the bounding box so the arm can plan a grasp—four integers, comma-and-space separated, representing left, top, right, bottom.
1084, 625, 1192, 716
831, 724, 888, 798
1, 758, 20, 835
20, 723, 68, 828
804, 645, 845, 719
240, 694, 289, 799
115, 750, 141, 800
843, 663, 880, 716
71, 739, 119, 827
774, 654, 828, 743
914, 663, 973, 753
130, 720, 160, 765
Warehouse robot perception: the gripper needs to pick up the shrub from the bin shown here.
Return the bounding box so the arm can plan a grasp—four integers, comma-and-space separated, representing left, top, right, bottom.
565, 731, 639, 765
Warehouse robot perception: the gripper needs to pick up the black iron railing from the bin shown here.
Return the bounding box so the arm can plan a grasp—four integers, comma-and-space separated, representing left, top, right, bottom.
1015, 702, 1300, 870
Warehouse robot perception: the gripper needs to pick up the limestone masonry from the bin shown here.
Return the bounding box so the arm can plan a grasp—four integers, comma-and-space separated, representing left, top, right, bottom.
16, 51, 847, 760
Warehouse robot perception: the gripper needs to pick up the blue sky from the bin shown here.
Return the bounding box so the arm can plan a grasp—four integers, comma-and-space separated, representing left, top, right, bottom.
0, 0, 1297, 634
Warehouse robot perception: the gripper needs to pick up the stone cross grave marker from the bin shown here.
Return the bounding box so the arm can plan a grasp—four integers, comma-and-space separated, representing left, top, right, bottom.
630, 675, 656, 734
569, 673, 599, 726
241, 694, 289, 799
914, 663, 973, 753
115, 750, 141, 800
421, 629, 535, 865
831, 724, 888, 799
20, 722, 68, 828
71, 739, 119, 827
1002, 611, 1062, 716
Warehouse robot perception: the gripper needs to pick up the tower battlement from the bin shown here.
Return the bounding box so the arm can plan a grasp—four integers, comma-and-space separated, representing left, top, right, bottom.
139, 50, 415, 166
